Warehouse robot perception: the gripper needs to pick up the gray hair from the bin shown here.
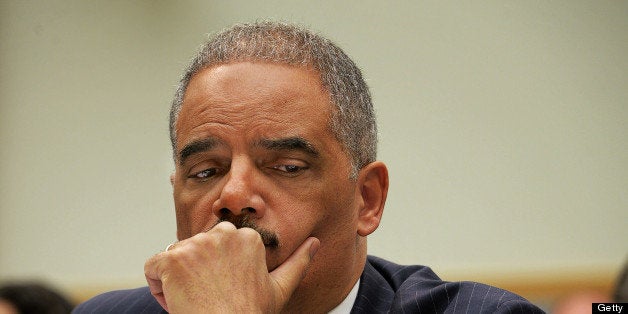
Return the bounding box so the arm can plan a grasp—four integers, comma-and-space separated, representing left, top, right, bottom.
169, 21, 377, 177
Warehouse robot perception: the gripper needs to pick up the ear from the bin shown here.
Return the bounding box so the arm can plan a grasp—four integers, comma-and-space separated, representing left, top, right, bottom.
170, 172, 182, 240
356, 161, 389, 237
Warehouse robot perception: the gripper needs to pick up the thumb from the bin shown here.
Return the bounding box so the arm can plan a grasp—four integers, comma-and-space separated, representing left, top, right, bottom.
269, 237, 320, 304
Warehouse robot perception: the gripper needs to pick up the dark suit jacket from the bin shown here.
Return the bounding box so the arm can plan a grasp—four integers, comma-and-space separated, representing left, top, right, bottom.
353, 256, 543, 313
74, 255, 544, 313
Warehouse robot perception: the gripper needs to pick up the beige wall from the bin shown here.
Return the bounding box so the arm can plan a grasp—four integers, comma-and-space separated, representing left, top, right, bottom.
1, 0, 626, 305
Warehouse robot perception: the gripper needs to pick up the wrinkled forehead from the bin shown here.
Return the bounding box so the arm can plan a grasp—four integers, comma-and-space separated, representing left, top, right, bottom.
189, 61, 331, 102
183, 62, 331, 112
175, 62, 337, 149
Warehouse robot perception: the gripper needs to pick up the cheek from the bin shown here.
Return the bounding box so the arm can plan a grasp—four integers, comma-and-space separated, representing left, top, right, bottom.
318, 181, 361, 243
286, 179, 357, 240
174, 186, 220, 239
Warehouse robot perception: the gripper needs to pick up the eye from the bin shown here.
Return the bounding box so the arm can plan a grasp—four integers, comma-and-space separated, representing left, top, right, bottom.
189, 168, 218, 180
272, 164, 307, 174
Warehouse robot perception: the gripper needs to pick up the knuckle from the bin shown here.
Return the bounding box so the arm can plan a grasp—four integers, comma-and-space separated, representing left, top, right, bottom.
238, 227, 260, 240
213, 221, 237, 232
237, 227, 265, 247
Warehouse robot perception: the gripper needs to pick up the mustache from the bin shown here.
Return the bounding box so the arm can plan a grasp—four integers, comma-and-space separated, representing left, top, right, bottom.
213, 210, 279, 249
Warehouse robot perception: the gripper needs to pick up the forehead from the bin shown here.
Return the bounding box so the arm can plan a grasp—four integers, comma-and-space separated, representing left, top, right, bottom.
175, 62, 335, 151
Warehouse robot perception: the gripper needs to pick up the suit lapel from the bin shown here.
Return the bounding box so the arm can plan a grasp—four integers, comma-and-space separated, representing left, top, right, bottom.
350, 259, 395, 314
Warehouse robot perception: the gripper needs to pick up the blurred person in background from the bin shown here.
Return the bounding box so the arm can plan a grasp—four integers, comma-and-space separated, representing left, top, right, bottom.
552, 258, 627, 314
551, 291, 609, 314
613, 259, 628, 302
0, 282, 73, 314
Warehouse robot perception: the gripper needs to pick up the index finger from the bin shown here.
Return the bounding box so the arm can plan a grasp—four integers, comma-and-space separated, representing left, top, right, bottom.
145, 252, 169, 311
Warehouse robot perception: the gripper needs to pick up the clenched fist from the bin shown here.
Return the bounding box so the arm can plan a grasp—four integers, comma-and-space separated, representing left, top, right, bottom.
144, 221, 320, 313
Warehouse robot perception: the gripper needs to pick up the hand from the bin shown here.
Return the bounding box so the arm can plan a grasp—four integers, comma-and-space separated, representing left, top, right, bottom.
144, 222, 320, 313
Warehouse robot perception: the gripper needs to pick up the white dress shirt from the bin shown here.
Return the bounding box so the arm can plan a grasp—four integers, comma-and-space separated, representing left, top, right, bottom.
327, 279, 360, 314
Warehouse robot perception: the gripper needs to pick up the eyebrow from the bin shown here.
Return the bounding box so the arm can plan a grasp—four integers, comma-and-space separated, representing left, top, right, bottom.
256, 137, 320, 157
178, 136, 320, 165
178, 138, 219, 165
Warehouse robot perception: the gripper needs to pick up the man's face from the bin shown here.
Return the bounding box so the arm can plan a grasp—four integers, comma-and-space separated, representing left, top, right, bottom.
172, 62, 361, 275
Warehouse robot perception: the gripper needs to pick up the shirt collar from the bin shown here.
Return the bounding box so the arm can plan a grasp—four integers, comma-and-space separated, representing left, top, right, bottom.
327, 279, 360, 314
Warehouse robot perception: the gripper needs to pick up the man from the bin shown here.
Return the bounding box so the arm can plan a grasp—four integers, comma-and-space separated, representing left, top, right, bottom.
75, 21, 544, 313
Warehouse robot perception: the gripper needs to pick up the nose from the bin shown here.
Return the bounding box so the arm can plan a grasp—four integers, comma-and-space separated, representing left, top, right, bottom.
212, 157, 265, 219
